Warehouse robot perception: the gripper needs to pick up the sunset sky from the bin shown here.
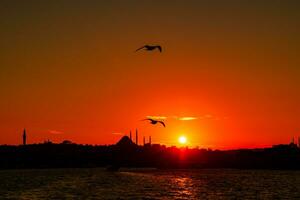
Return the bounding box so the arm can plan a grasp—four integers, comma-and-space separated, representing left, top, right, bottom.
1, 1, 300, 149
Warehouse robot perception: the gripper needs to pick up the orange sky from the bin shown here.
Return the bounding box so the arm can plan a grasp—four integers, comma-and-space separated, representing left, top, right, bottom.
0, 1, 300, 149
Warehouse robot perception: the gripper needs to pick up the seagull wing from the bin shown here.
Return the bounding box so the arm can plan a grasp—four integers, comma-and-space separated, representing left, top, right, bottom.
135, 45, 146, 52
158, 121, 166, 127
157, 46, 162, 52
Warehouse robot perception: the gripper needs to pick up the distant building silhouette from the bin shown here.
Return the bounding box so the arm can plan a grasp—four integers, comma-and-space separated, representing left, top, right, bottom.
143, 136, 145, 146
22, 129, 26, 145
298, 137, 300, 147
44, 139, 52, 144
1, 134, 300, 170
116, 135, 136, 147
61, 140, 72, 145
136, 129, 138, 145
130, 130, 132, 141
149, 136, 151, 145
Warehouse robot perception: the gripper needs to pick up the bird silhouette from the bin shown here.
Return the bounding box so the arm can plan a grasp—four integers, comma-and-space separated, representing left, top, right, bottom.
135, 45, 162, 52
142, 118, 166, 127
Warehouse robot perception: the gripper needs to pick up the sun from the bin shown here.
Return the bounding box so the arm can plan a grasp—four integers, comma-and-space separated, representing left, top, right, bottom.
178, 136, 187, 144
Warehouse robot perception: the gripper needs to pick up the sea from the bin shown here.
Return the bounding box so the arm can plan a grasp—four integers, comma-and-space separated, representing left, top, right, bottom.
0, 168, 299, 199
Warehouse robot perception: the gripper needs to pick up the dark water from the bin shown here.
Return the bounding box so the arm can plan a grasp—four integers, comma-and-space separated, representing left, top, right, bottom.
0, 168, 299, 199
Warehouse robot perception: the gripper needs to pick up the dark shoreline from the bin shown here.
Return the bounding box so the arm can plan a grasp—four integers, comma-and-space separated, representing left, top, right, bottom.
1, 167, 300, 172
1, 137, 300, 170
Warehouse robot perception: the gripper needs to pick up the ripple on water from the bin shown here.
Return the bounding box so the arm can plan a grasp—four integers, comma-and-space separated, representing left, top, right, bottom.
0, 168, 299, 199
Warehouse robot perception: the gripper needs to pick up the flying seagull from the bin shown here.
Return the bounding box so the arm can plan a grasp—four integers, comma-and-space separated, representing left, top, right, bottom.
135, 45, 162, 52
142, 118, 166, 127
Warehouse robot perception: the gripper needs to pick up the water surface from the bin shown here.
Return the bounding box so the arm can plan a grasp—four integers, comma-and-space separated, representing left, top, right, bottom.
0, 168, 299, 199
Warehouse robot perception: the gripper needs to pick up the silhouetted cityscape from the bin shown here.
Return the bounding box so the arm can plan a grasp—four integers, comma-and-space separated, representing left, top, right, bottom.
0, 130, 299, 170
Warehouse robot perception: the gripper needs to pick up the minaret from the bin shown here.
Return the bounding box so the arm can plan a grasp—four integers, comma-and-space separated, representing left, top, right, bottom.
130, 130, 132, 141
143, 136, 145, 146
23, 129, 26, 145
149, 136, 151, 145
135, 129, 138, 145
298, 136, 300, 148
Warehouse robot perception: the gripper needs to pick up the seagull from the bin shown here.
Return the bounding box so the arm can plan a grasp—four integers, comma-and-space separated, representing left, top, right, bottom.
142, 118, 166, 127
135, 45, 162, 52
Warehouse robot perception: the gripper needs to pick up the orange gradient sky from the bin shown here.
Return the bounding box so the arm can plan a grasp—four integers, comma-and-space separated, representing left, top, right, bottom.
1, 1, 300, 149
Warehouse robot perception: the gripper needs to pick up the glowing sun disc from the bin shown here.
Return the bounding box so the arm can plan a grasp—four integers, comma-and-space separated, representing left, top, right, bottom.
178, 136, 187, 144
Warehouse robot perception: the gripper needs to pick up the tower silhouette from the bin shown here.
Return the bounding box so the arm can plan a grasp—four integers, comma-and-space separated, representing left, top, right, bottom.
130, 130, 132, 141
149, 136, 151, 145
136, 129, 138, 145
23, 129, 26, 145
143, 136, 145, 146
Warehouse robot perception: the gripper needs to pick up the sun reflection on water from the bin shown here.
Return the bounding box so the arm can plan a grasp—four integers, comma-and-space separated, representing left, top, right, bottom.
171, 176, 195, 198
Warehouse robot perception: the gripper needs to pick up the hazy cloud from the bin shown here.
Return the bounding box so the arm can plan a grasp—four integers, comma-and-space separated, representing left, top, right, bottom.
112, 132, 124, 135
146, 116, 167, 120
177, 117, 197, 121
146, 116, 197, 121
145, 114, 227, 121
48, 130, 64, 135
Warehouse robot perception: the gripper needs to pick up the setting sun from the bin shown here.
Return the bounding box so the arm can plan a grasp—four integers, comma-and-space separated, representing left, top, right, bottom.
178, 136, 187, 144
